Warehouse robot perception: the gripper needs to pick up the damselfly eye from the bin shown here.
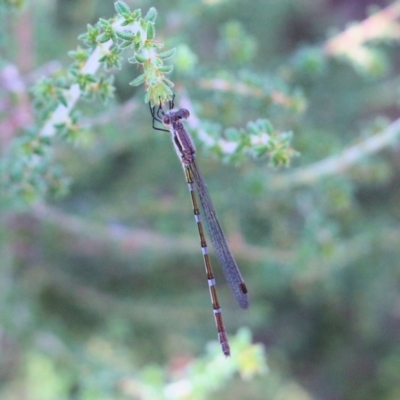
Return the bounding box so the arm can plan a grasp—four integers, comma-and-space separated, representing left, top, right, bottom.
175, 109, 189, 119
162, 115, 171, 125
181, 109, 190, 119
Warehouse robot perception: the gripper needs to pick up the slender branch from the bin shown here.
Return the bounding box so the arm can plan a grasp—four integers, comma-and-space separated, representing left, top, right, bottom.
294, 228, 400, 287
177, 90, 295, 166
39, 26, 122, 139
270, 116, 400, 190
324, 1, 400, 56
30, 204, 291, 265
29, 204, 400, 287
198, 78, 297, 108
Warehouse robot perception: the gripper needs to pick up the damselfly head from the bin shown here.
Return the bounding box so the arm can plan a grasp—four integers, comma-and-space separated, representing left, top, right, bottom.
176, 108, 190, 119
162, 108, 190, 126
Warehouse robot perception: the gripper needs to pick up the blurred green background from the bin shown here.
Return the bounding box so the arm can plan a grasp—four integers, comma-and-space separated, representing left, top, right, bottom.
1, 0, 400, 399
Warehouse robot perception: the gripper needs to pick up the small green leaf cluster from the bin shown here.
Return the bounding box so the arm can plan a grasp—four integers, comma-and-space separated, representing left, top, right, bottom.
290, 46, 328, 76
116, 328, 267, 399
200, 119, 297, 167
31, 1, 174, 121
32, 1, 175, 125
31, 76, 70, 119
246, 120, 297, 167
2, 1, 175, 206
30, 0, 175, 123
113, 1, 175, 105
2, 131, 70, 205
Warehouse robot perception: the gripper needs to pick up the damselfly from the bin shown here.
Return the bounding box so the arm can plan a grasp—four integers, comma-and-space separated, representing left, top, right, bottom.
150, 97, 248, 356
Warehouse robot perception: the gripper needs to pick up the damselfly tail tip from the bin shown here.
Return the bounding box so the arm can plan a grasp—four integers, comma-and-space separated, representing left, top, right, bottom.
219, 333, 231, 357
239, 297, 249, 309
238, 282, 249, 309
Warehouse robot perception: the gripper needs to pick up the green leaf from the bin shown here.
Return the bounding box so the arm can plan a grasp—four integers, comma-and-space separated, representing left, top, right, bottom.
160, 81, 174, 95
68, 46, 90, 63
131, 9, 142, 21
158, 65, 173, 73
144, 7, 157, 22
129, 73, 146, 86
115, 30, 135, 41
161, 76, 174, 88
158, 48, 176, 60
114, 1, 131, 15
98, 32, 111, 43
99, 50, 123, 69
98, 18, 111, 30
146, 21, 155, 40
225, 127, 240, 141
78, 24, 100, 47
152, 57, 163, 68
98, 18, 110, 29
58, 94, 68, 107
134, 53, 149, 63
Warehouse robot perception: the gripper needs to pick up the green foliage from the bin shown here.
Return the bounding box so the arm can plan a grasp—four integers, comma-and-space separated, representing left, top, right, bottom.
3, 329, 264, 400
115, 329, 266, 400
1, 0, 179, 206
200, 119, 296, 167
0, 0, 24, 8
2, 1, 400, 400
218, 20, 258, 66
174, 44, 198, 73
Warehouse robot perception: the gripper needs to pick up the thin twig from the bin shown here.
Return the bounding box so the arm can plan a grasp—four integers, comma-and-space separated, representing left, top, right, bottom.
30, 204, 291, 265
270, 117, 400, 190
29, 204, 400, 287
324, 1, 400, 56
198, 78, 300, 109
